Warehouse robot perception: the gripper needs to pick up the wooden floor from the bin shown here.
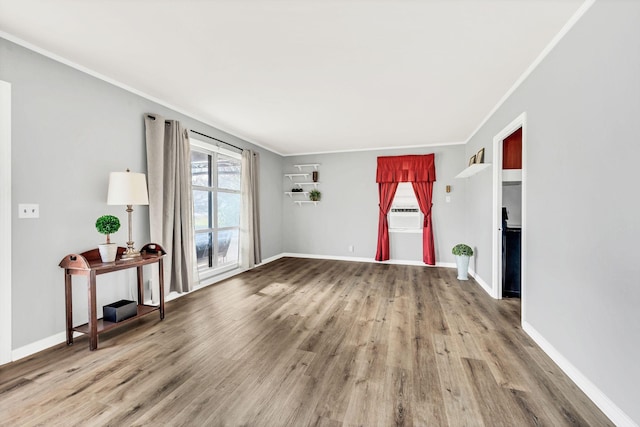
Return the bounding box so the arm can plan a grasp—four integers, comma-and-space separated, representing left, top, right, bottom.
0, 258, 611, 426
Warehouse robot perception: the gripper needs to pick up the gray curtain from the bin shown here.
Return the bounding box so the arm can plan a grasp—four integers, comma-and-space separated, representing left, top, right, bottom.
240, 149, 261, 268
145, 114, 196, 294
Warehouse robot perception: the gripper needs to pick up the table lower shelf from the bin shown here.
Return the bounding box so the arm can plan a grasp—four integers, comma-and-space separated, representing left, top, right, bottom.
73, 304, 160, 335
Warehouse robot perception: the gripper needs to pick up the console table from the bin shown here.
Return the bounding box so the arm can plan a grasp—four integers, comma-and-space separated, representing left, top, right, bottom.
59, 243, 166, 351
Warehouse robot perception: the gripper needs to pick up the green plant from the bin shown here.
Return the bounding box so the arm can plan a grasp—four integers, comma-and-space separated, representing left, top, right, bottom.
309, 189, 321, 202
452, 243, 473, 257
95, 215, 121, 244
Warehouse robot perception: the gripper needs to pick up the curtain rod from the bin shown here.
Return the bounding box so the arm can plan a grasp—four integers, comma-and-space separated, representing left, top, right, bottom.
146, 114, 243, 152
189, 129, 244, 152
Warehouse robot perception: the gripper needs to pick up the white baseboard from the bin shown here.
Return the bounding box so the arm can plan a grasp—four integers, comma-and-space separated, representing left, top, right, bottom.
469, 269, 494, 297
436, 261, 456, 269
257, 253, 285, 265
12, 331, 81, 362
523, 322, 637, 427
281, 252, 455, 268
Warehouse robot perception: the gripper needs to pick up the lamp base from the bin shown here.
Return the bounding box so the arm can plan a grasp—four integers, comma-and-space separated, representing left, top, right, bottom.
121, 240, 140, 259
121, 249, 141, 259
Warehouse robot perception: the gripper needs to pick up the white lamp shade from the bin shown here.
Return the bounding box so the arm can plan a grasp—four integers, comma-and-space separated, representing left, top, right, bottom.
107, 171, 149, 205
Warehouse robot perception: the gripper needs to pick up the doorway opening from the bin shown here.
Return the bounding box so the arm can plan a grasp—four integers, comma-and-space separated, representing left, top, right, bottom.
492, 113, 526, 321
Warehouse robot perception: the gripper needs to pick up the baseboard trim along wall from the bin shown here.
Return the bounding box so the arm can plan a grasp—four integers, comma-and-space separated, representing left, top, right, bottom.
523, 322, 637, 427
469, 269, 493, 297
280, 252, 455, 268
12, 331, 79, 361
258, 253, 286, 265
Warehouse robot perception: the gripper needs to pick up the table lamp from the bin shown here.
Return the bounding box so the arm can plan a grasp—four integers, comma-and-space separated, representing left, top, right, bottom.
107, 169, 149, 259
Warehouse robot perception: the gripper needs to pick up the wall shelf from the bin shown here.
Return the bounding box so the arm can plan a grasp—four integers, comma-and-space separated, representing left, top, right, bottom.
292, 182, 319, 189
285, 173, 310, 180
293, 164, 320, 171
285, 164, 320, 205
455, 163, 491, 179
284, 191, 310, 197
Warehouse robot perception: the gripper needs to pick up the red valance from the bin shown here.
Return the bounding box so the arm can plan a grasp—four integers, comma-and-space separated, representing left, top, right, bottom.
376, 154, 436, 183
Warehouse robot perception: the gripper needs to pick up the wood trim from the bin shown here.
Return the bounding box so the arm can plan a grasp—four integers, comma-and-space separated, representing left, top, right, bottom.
0, 81, 11, 365
492, 113, 527, 302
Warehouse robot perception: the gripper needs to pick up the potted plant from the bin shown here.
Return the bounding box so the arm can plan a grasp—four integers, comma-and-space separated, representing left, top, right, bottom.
96, 215, 121, 262
452, 243, 473, 280
309, 189, 321, 202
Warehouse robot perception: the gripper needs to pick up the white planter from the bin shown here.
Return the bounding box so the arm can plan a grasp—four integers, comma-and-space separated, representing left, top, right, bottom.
456, 255, 470, 280
98, 243, 118, 263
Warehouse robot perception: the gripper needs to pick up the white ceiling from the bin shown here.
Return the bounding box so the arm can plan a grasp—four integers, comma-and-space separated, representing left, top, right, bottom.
0, 0, 585, 155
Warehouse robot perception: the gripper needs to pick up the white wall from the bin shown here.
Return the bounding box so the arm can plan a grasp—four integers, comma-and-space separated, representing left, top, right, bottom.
0, 38, 283, 351
464, 2, 640, 424
282, 145, 466, 265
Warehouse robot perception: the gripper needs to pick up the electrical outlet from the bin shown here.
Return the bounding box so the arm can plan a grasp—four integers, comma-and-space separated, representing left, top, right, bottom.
348, 245, 354, 253
18, 203, 39, 219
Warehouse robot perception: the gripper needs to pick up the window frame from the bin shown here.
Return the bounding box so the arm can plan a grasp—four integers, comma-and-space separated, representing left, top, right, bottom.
389, 182, 423, 233
190, 138, 242, 279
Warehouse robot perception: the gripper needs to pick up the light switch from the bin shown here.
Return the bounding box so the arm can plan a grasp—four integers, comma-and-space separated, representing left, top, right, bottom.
445, 196, 451, 203
18, 204, 39, 219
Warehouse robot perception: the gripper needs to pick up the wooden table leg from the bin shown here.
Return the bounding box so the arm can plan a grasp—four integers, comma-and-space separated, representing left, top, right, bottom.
136, 265, 144, 307
88, 270, 98, 351
159, 258, 165, 320
64, 271, 73, 345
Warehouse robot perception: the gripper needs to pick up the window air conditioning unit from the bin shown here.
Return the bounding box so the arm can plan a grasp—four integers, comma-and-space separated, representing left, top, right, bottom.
389, 207, 421, 229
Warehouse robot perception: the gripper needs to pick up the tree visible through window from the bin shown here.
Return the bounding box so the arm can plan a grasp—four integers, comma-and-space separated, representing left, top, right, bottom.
190, 139, 241, 277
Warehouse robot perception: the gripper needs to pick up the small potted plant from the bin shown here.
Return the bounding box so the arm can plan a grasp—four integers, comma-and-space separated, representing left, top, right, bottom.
96, 215, 121, 262
452, 243, 473, 280
309, 189, 321, 202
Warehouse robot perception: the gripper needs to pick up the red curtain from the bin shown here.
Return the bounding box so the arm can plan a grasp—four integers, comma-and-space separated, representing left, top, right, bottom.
376, 154, 436, 183
375, 182, 399, 261
376, 154, 436, 264
412, 181, 435, 265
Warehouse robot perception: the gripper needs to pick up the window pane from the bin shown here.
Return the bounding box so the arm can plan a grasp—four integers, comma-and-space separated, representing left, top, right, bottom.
217, 229, 239, 267
218, 192, 240, 228
190, 139, 243, 276
195, 232, 212, 270
393, 182, 418, 207
217, 154, 241, 190
191, 151, 210, 187
193, 190, 212, 230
